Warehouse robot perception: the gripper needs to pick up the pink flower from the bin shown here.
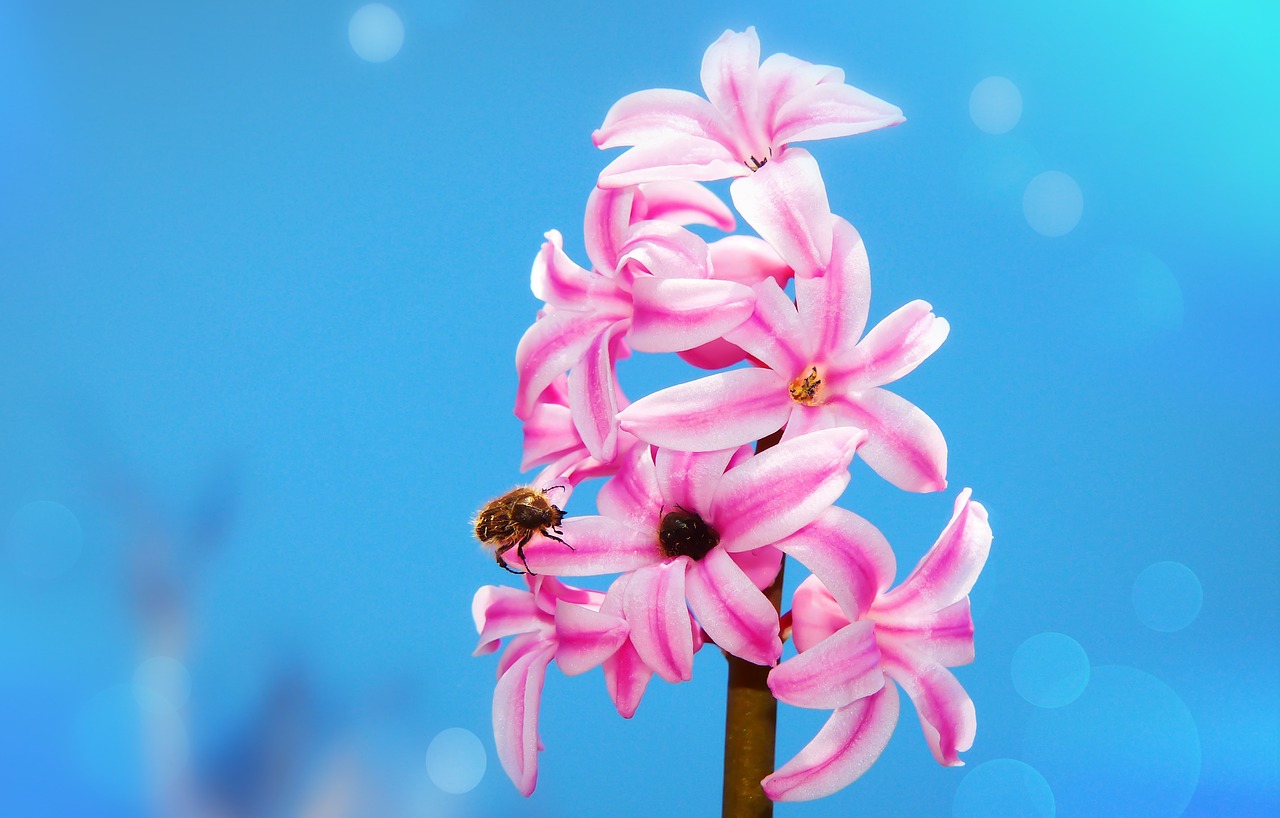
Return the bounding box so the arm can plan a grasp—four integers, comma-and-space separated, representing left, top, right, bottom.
520, 373, 642, 494
518, 428, 867, 674
593, 27, 904, 188
616, 208, 950, 492
761, 490, 992, 802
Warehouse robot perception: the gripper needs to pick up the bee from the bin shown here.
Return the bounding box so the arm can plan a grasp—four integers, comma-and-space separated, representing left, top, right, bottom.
473, 486, 572, 574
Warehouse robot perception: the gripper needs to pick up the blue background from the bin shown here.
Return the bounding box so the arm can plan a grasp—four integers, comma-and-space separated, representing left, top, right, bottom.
1, 1, 1276, 815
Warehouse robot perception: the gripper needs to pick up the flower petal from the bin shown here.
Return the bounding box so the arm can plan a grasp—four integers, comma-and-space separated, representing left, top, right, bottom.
875, 598, 975, 667
553, 599, 629, 676
619, 220, 712, 281
757, 52, 844, 127
568, 321, 622, 463
730, 148, 832, 275
593, 88, 727, 149
492, 642, 556, 797
794, 217, 871, 354
722, 276, 812, 374
791, 574, 852, 653
763, 684, 900, 802
685, 547, 783, 666
596, 445, 663, 530
654, 446, 738, 516
768, 620, 883, 709
531, 229, 615, 309
515, 311, 618, 419
634, 180, 736, 232
599, 574, 655, 718
700, 27, 763, 153
678, 336, 752, 370
772, 81, 905, 146
519, 515, 662, 576
833, 300, 949, 390
774, 506, 895, 620
829, 388, 948, 493
473, 585, 544, 655
882, 644, 976, 767
629, 278, 756, 353
583, 186, 636, 274
597, 135, 744, 188
873, 490, 991, 618
713, 427, 865, 552
731, 544, 784, 590
617, 368, 792, 451
623, 560, 695, 683
521, 394, 579, 471
707, 234, 793, 287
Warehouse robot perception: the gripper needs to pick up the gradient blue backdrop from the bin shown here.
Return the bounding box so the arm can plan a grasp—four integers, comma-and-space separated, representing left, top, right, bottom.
2, 1, 1276, 816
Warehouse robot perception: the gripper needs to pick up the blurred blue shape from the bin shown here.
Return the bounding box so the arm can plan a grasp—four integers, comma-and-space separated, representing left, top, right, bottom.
1132, 561, 1202, 633
1011, 632, 1090, 709
970, 77, 1023, 135
1022, 171, 1083, 237
4, 500, 83, 580
954, 758, 1055, 818
426, 727, 487, 794
349, 3, 405, 63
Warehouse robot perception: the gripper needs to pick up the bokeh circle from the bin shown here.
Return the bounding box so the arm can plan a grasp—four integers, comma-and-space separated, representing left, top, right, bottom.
426, 727, 487, 794
1023, 171, 1083, 236
1133, 561, 1202, 632
970, 77, 1023, 134
349, 3, 405, 63
1011, 632, 1090, 709
954, 758, 1055, 817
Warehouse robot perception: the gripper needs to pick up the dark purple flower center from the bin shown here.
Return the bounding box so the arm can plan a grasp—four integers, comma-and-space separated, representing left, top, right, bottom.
658, 508, 720, 561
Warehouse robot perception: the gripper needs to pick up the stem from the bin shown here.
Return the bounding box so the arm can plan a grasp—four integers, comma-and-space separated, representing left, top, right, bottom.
721, 428, 786, 818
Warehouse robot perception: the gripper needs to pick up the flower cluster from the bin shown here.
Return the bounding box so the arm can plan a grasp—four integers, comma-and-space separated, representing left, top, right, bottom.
473, 27, 991, 802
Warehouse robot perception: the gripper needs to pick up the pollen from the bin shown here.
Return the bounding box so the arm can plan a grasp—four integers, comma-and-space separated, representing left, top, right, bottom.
788, 366, 824, 406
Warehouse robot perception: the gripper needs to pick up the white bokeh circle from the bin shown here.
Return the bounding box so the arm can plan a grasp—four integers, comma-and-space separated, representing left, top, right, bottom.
349, 4, 404, 63
1133, 561, 1202, 632
970, 77, 1023, 134
1011, 632, 1091, 709
426, 727, 487, 794
954, 758, 1055, 817
1023, 171, 1083, 236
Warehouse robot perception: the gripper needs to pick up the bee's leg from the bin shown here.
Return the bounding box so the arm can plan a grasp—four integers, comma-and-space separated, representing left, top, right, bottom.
543, 529, 574, 551
495, 544, 526, 575
515, 532, 537, 575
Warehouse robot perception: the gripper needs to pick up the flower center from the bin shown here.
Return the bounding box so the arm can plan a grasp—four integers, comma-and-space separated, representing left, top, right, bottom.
788, 366, 824, 406
657, 508, 720, 561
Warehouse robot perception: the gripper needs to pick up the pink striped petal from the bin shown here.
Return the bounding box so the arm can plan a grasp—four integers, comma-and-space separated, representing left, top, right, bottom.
685, 547, 783, 666
775, 506, 895, 620
596, 446, 662, 530
757, 53, 844, 129
763, 684, 900, 802
619, 221, 712, 280
707, 234, 793, 287
492, 642, 556, 797
597, 136, 744, 189
700, 28, 764, 153
833, 300, 950, 390
623, 560, 695, 683
529, 575, 603, 611
713, 427, 865, 553
768, 620, 883, 709
530, 230, 615, 309
520, 397, 578, 471
568, 321, 621, 463
583, 186, 636, 273
515, 311, 618, 419
634, 180, 736, 231
791, 574, 852, 653
882, 644, 976, 766
519, 515, 661, 576
654, 446, 737, 516
603, 639, 654, 719
473, 585, 544, 655
678, 336, 751, 370
553, 600, 629, 676
772, 81, 905, 146
617, 368, 792, 451
730, 148, 832, 275
722, 277, 812, 373
629, 278, 756, 353
829, 389, 948, 493
873, 490, 990, 618
779, 403, 838, 443
731, 545, 784, 590
875, 598, 975, 667
794, 217, 871, 353
593, 88, 727, 149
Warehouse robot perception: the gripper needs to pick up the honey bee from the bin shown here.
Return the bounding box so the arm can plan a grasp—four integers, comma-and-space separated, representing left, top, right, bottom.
473, 486, 571, 574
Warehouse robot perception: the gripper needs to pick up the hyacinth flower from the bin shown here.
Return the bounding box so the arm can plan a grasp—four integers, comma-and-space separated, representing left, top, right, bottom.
762, 490, 991, 801
519, 428, 866, 673
594, 27, 904, 188
618, 192, 950, 492
520, 372, 643, 494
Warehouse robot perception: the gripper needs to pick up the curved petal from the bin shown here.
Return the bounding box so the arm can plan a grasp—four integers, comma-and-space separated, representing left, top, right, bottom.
583, 186, 636, 274
722, 277, 812, 374
758, 53, 844, 128
619, 221, 712, 282
774, 506, 895, 620
473, 585, 544, 655
700, 27, 763, 154
833, 300, 949, 390
617, 368, 792, 451
629, 278, 755, 353
791, 574, 852, 653
596, 445, 663, 531
623, 560, 695, 683
597, 136, 744, 188
568, 321, 622, 462
685, 547, 782, 666
678, 336, 751, 370
730, 148, 832, 275
531, 230, 616, 309
731, 544, 783, 590
599, 575, 656, 718
519, 515, 662, 576
634, 180, 736, 232
515, 311, 618, 419
772, 81, 905, 146
654, 446, 738, 517
593, 88, 727, 149
882, 644, 976, 767
521, 397, 579, 471
875, 598, 975, 667
768, 620, 883, 709
778, 403, 838, 443
492, 642, 556, 797
828, 389, 947, 493
873, 490, 990, 618
708, 234, 793, 288
713, 427, 865, 553
794, 217, 871, 354
763, 684, 900, 803
553, 600, 629, 676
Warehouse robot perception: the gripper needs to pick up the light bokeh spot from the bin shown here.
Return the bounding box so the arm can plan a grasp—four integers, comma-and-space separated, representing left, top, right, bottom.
1025, 665, 1201, 817
5, 500, 83, 579
954, 758, 1055, 817
134, 656, 192, 713
1011, 632, 1090, 708
1133, 561, 1202, 632
426, 727, 487, 794
1023, 171, 1083, 236
349, 4, 405, 63
970, 77, 1023, 134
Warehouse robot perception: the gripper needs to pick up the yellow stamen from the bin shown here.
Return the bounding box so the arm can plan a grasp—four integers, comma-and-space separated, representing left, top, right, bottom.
788, 366, 823, 406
